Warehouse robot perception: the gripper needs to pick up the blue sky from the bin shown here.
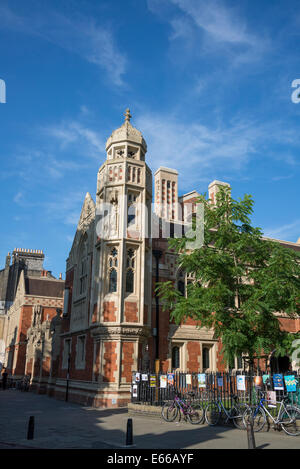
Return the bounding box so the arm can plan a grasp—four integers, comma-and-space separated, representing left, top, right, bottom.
1, 0, 300, 278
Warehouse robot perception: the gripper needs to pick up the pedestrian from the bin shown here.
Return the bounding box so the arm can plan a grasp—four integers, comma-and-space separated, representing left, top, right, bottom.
2, 368, 8, 390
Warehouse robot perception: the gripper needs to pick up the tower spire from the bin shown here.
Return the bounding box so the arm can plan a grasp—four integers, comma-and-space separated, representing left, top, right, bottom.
124, 108, 132, 123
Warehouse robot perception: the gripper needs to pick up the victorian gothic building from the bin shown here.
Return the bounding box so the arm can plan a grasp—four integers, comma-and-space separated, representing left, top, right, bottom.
45, 110, 299, 407
2, 110, 300, 406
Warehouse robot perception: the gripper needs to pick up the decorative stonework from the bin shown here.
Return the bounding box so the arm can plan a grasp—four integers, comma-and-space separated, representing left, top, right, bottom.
91, 325, 150, 339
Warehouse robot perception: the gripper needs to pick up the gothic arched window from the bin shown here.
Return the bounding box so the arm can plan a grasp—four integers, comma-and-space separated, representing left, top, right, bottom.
109, 269, 117, 293
128, 193, 138, 227
108, 248, 118, 293
125, 248, 135, 293
126, 269, 134, 293
78, 237, 88, 296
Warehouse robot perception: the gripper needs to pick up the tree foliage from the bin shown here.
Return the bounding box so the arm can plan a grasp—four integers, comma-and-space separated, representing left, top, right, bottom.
157, 186, 300, 365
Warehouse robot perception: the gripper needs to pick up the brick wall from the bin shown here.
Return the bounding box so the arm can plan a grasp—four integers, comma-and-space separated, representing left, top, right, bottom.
124, 301, 138, 322
103, 341, 118, 382
187, 341, 201, 372
121, 341, 134, 383
103, 301, 117, 322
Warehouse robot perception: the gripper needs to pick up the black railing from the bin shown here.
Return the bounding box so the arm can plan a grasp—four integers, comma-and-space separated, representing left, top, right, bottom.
131, 371, 300, 408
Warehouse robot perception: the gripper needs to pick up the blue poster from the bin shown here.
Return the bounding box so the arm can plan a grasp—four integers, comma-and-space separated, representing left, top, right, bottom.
217, 377, 223, 387
284, 375, 297, 392
167, 373, 174, 386
198, 373, 206, 388
273, 373, 284, 390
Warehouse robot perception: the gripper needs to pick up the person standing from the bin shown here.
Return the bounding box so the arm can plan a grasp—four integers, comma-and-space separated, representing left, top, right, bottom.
2, 368, 8, 390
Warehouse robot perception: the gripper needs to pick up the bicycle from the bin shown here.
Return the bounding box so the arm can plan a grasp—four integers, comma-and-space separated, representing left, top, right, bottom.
204, 394, 250, 429
161, 392, 205, 424
243, 391, 300, 436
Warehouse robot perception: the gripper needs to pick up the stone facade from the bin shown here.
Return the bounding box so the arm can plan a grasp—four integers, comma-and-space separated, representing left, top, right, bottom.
0, 249, 55, 370
4, 269, 64, 393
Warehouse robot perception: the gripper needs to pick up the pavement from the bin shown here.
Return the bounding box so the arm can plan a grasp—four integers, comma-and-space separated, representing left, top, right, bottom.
0, 388, 300, 450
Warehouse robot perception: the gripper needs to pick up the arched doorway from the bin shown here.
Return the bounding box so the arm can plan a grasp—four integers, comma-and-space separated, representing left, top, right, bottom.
270, 353, 291, 373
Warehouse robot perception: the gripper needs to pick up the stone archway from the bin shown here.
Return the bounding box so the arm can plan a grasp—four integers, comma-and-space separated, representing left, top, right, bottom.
270, 353, 291, 373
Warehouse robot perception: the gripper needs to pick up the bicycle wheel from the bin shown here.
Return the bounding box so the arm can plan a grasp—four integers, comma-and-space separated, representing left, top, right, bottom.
205, 401, 221, 426
161, 401, 178, 422
243, 406, 266, 432
280, 405, 300, 436
230, 404, 250, 430
187, 403, 205, 425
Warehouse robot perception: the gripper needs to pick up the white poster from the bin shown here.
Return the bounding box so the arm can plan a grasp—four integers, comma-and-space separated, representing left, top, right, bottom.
237, 375, 246, 391
142, 374, 148, 381
132, 385, 138, 398
160, 375, 167, 388
186, 374, 192, 385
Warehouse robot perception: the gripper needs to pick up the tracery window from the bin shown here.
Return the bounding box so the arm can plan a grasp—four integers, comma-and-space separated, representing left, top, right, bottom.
108, 248, 118, 293
125, 248, 136, 293
78, 237, 88, 296
128, 192, 138, 227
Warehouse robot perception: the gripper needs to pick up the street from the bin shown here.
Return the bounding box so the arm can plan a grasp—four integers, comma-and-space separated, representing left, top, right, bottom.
0, 389, 300, 450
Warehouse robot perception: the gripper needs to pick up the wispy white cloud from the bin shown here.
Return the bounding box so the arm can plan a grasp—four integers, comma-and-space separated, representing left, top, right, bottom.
0, 5, 127, 86
148, 0, 269, 65
170, 0, 257, 46
135, 111, 300, 191
263, 219, 300, 243
44, 120, 105, 157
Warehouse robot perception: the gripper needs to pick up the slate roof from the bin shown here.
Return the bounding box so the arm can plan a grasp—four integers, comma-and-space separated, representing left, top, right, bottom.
25, 277, 64, 298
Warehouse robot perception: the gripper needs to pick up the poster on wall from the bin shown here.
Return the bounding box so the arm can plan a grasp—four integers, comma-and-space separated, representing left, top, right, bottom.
284, 375, 298, 392
167, 373, 174, 386
135, 372, 141, 383
186, 374, 192, 385
254, 376, 263, 388
266, 391, 277, 407
160, 375, 167, 388
142, 373, 148, 381
150, 375, 157, 388
198, 374, 206, 388
273, 374, 284, 390
237, 375, 246, 391
132, 385, 138, 398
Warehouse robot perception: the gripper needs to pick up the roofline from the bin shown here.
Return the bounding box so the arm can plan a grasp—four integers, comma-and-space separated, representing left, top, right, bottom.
262, 236, 300, 248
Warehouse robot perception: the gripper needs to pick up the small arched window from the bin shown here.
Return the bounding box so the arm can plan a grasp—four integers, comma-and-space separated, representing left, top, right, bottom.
109, 269, 117, 293
172, 346, 180, 370
125, 249, 135, 293
126, 268, 134, 293
178, 280, 185, 296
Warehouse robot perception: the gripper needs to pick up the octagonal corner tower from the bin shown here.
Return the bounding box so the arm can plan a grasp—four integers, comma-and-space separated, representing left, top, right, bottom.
89, 109, 153, 404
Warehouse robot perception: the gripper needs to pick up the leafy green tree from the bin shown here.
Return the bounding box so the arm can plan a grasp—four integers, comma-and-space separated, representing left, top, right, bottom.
157, 186, 300, 367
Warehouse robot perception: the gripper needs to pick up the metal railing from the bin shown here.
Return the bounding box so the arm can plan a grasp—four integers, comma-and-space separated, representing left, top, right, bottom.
131, 371, 300, 408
